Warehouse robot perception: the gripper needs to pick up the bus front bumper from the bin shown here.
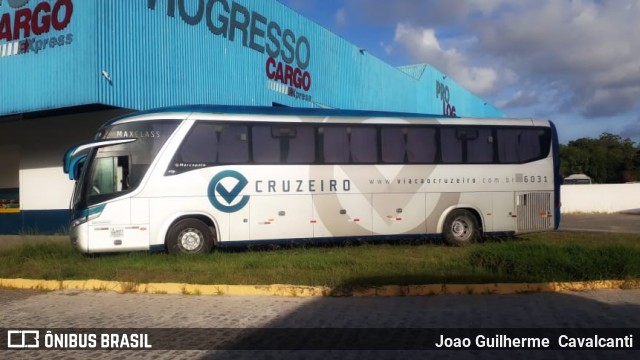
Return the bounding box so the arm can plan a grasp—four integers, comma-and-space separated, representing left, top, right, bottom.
70, 222, 90, 253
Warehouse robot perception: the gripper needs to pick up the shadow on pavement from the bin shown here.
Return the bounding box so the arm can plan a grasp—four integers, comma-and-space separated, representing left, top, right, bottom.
192, 287, 640, 359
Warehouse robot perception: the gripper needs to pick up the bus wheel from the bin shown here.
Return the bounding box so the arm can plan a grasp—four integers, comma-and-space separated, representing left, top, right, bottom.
166, 219, 214, 254
442, 209, 480, 246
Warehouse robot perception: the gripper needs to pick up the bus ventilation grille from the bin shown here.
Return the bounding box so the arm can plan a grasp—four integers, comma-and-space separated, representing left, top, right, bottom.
517, 192, 553, 232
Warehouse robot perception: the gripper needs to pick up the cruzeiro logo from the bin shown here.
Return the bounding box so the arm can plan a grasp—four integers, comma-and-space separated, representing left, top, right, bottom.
208, 170, 250, 213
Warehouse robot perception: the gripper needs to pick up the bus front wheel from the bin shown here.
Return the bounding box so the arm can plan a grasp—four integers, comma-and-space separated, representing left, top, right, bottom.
166, 219, 214, 254
442, 209, 481, 246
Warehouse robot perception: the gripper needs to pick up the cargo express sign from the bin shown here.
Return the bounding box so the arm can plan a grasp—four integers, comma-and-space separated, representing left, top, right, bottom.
0, 0, 74, 58
148, 0, 313, 100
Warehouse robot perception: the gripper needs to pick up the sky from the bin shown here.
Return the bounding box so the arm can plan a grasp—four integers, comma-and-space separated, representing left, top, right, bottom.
277, 0, 640, 144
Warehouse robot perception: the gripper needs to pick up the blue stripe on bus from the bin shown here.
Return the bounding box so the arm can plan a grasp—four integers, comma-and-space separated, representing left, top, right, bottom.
549, 120, 562, 230
149, 244, 167, 253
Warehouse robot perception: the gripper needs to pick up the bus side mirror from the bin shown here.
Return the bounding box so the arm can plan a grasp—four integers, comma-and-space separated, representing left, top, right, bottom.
68, 155, 87, 181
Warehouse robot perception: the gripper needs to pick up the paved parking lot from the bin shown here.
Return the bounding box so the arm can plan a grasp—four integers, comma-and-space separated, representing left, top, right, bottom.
1, 288, 639, 359
559, 213, 640, 233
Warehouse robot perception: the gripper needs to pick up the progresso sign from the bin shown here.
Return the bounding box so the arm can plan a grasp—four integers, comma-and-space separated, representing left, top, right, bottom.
148, 0, 313, 96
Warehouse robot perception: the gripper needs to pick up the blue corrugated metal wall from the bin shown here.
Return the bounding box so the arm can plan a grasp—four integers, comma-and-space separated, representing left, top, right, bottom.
1, 0, 503, 117
0, 0, 99, 115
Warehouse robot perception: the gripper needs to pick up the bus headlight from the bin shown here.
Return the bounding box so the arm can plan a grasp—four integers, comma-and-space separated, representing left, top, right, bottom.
70, 205, 105, 228
70, 216, 88, 228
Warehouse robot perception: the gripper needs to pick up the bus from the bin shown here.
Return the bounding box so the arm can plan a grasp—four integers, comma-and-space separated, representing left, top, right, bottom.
563, 174, 592, 185
62, 105, 561, 254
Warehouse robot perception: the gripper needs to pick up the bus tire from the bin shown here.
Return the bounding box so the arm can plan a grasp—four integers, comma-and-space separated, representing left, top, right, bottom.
166, 219, 214, 254
442, 209, 480, 246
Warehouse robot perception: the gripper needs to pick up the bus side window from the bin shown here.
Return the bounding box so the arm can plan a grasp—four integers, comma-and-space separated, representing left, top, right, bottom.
90, 155, 130, 196
441, 128, 463, 163
467, 128, 493, 163
381, 127, 437, 164
219, 125, 249, 163
176, 123, 219, 164
497, 129, 520, 163
350, 127, 377, 163
441, 127, 493, 164
407, 127, 437, 163
381, 128, 405, 163
322, 127, 350, 163
252, 126, 280, 163
287, 126, 315, 163
497, 128, 550, 163
518, 129, 545, 162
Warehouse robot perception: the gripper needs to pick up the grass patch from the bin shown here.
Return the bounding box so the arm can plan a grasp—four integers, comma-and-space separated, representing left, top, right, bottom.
468, 242, 639, 283
0, 232, 638, 287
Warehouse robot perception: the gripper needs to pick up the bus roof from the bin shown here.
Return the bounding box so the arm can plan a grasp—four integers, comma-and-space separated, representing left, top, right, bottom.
564, 174, 591, 180
104, 105, 446, 126
103, 104, 545, 128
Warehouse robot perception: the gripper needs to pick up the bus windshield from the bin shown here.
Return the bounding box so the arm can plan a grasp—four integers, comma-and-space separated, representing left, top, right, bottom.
72, 120, 180, 210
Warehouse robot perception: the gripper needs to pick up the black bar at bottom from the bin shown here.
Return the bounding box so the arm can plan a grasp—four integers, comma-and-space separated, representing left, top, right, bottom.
1, 328, 638, 351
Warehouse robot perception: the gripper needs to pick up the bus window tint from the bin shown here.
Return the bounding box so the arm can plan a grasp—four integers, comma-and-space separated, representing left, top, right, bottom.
441, 128, 463, 163
381, 127, 437, 163
252, 125, 316, 164
287, 126, 315, 163
171, 122, 552, 168
219, 126, 249, 163
350, 127, 377, 163
176, 123, 219, 164
441, 127, 494, 164
497, 129, 520, 163
519, 129, 547, 162
322, 127, 350, 163
407, 128, 436, 163
252, 126, 280, 163
467, 128, 494, 163
497, 128, 550, 163
381, 128, 405, 163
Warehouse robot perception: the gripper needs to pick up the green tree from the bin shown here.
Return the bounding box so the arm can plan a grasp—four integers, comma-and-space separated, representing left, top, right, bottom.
559, 133, 640, 183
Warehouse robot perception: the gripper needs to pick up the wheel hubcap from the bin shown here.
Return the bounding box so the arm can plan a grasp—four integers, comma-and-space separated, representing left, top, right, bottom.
452, 218, 471, 240
178, 228, 203, 252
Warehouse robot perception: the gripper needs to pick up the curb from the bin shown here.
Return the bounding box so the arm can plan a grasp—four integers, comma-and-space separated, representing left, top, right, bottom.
1, 278, 639, 297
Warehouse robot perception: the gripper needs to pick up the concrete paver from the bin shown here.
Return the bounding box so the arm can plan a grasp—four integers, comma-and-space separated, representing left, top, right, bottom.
1, 289, 639, 359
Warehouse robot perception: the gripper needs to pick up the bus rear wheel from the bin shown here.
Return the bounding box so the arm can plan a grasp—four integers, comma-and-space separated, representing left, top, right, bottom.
166, 219, 214, 254
442, 209, 481, 246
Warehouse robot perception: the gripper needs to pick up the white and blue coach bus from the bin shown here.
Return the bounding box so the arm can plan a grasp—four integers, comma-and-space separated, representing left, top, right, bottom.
63, 105, 561, 254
